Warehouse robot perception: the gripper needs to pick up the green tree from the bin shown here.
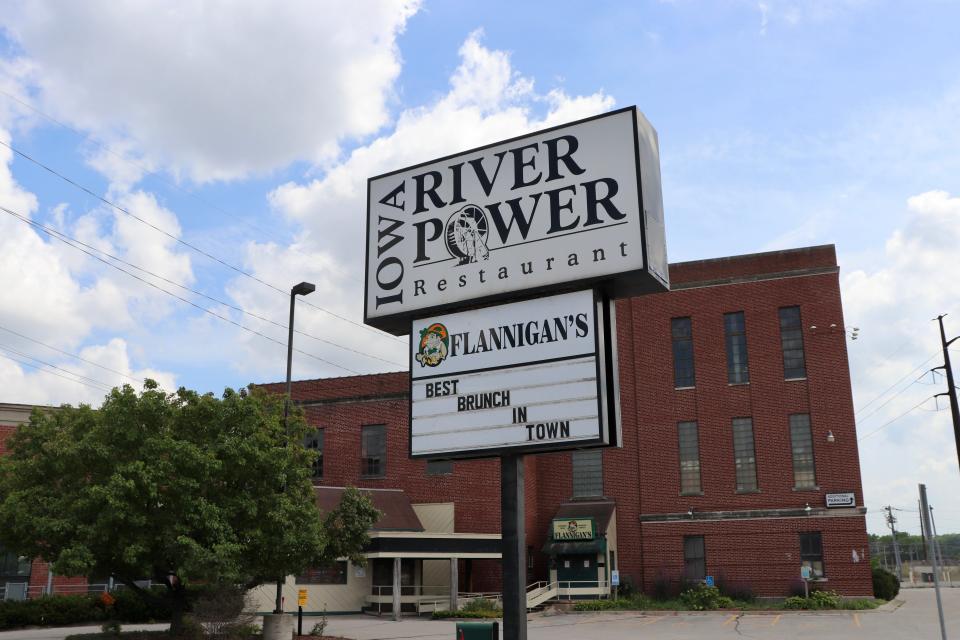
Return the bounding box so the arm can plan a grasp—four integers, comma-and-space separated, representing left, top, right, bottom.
0, 381, 378, 633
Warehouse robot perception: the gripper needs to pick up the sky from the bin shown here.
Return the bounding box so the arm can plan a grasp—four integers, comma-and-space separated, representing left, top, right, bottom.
0, 0, 958, 535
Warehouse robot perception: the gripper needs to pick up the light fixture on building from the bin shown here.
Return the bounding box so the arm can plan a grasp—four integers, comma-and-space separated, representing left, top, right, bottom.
687, 507, 694, 518
804, 503, 812, 515
826, 430, 836, 443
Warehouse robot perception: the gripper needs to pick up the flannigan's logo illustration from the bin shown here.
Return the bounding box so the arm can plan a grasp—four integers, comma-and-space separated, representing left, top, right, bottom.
416, 322, 450, 367
445, 204, 490, 265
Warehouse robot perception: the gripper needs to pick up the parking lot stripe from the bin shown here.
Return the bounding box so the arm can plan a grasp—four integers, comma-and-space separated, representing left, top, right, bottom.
722, 614, 738, 627
638, 617, 664, 626
853, 613, 861, 628
770, 614, 781, 627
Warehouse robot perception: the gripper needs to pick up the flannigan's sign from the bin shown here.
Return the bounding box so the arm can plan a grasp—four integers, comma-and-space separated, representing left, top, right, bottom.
409, 290, 617, 458
552, 518, 595, 541
364, 106, 668, 334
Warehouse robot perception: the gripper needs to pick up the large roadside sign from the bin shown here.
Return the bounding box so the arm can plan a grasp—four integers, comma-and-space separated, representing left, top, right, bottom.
409, 289, 618, 459
365, 106, 668, 334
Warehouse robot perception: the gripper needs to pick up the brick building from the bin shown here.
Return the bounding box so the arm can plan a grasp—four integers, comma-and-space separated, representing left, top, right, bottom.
254, 243, 872, 609
1, 243, 874, 610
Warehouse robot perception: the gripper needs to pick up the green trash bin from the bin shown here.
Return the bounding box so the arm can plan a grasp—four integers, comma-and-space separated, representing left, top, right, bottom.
455, 620, 499, 640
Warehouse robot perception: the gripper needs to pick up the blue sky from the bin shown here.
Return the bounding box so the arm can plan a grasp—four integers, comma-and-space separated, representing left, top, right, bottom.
1, 1, 959, 534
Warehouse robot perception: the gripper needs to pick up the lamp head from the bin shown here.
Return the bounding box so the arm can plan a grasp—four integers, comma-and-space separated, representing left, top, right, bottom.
292, 282, 316, 297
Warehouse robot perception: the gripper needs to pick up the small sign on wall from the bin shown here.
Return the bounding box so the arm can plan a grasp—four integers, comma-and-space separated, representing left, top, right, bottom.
825, 493, 856, 508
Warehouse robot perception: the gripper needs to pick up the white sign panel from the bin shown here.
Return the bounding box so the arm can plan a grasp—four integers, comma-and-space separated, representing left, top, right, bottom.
825, 493, 856, 508
366, 106, 668, 334
409, 290, 610, 458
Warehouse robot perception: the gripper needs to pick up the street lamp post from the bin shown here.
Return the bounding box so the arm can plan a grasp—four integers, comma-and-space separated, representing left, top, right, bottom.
274, 281, 316, 614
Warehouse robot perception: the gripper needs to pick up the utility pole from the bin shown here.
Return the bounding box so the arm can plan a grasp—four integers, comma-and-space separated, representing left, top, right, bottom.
919, 484, 947, 640
934, 314, 960, 474
930, 505, 949, 584
885, 506, 904, 580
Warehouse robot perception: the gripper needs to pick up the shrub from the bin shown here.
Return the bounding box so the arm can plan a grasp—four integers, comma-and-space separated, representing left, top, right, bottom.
573, 599, 618, 611
431, 609, 501, 619
678, 584, 724, 611
110, 587, 173, 623
841, 599, 880, 610
461, 598, 501, 613
782, 590, 843, 610
309, 620, 328, 637
872, 566, 900, 601
191, 585, 254, 638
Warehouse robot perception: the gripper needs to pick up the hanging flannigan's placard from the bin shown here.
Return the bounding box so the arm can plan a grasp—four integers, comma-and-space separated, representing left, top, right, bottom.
365, 106, 668, 334
409, 290, 615, 459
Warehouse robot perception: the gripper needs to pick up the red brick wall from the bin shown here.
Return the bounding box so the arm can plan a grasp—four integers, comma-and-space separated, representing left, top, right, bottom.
272, 245, 872, 598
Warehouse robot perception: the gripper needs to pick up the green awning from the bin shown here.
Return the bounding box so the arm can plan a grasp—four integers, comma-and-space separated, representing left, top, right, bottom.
542, 538, 607, 556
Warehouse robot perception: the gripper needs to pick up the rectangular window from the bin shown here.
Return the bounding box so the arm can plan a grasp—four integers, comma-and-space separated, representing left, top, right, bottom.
297, 560, 348, 585
683, 536, 706, 581
779, 306, 807, 379
724, 312, 750, 384
799, 532, 825, 578
789, 414, 817, 489
677, 421, 702, 494
0, 547, 30, 577
731, 417, 758, 492
304, 429, 324, 479
361, 424, 386, 477
671, 317, 695, 388
427, 459, 453, 475
572, 449, 603, 498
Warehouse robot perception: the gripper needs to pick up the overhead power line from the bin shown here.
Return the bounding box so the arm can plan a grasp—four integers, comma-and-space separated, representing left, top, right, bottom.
1, 203, 361, 375
0, 323, 141, 384
855, 351, 940, 416
858, 396, 936, 442
0, 138, 402, 345
0, 88, 363, 287
0, 210, 403, 368
0, 348, 114, 393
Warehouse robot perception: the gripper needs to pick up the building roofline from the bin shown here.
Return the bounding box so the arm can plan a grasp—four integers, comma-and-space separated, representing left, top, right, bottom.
668, 244, 836, 270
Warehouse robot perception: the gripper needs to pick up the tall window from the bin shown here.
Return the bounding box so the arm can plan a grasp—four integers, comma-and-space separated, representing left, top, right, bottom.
0, 547, 30, 577
427, 459, 453, 475
304, 429, 324, 479
677, 421, 702, 494
779, 306, 807, 379
799, 532, 825, 578
572, 449, 603, 498
731, 417, 758, 492
361, 424, 386, 477
724, 312, 750, 384
789, 414, 816, 489
671, 317, 695, 388
683, 536, 706, 581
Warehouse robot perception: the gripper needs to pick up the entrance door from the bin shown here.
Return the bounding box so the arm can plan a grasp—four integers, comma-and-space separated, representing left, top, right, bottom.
557, 555, 596, 587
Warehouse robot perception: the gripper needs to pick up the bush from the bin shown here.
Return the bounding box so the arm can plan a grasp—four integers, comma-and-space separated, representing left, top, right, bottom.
101, 621, 122, 635
678, 584, 724, 611
461, 598, 501, 613
110, 588, 173, 623
782, 589, 842, 610
191, 585, 254, 638
431, 609, 501, 619
841, 599, 880, 610
872, 566, 900, 601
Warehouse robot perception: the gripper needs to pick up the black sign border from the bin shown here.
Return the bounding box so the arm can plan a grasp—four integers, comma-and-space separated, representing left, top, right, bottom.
364, 105, 664, 335
407, 288, 612, 461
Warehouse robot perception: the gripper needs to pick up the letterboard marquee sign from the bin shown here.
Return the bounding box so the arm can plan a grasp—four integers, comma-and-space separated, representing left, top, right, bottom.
365, 106, 668, 334
409, 289, 617, 459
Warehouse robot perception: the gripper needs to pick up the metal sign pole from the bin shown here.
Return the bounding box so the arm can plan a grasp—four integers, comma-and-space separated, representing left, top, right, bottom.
919, 484, 947, 640
501, 454, 527, 640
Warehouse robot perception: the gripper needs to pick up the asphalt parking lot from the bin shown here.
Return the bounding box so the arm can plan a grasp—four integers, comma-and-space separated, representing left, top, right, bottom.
0, 588, 956, 640
313, 587, 960, 640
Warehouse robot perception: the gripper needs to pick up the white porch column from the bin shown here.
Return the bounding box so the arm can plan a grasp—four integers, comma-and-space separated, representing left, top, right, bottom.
392, 557, 402, 621
449, 557, 459, 611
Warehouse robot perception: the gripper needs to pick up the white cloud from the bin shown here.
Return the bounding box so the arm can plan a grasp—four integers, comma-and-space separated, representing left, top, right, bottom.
841, 190, 960, 533
1, 0, 420, 182
224, 32, 615, 381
